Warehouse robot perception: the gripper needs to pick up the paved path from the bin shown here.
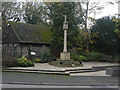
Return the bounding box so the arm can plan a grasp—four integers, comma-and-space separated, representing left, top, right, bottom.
2, 72, 119, 86
7, 62, 119, 71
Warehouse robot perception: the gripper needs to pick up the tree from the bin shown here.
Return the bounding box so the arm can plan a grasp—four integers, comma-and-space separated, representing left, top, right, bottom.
2, 2, 26, 33
23, 2, 47, 24
46, 2, 83, 56
0, 2, 2, 27
112, 16, 120, 57
2, 2, 23, 23
77, 1, 106, 52
112, 17, 120, 38
2, 2, 25, 41
92, 16, 119, 55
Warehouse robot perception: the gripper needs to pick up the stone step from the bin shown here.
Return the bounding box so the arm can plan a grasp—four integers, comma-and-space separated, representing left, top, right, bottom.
66, 66, 119, 74
6, 68, 94, 75
5, 70, 69, 75
6, 67, 98, 75
70, 70, 110, 76
7, 68, 65, 72
92, 65, 120, 71
66, 69, 93, 74
65, 68, 93, 74
6, 65, 119, 75
65, 68, 92, 71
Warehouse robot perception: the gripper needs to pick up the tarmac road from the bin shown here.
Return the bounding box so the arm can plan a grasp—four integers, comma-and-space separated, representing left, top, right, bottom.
2, 72, 120, 86
2, 84, 120, 90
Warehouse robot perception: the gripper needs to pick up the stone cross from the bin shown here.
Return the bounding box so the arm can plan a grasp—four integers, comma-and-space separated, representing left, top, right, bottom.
63, 15, 68, 52
60, 15, 70, 60
65, 15, 67, 22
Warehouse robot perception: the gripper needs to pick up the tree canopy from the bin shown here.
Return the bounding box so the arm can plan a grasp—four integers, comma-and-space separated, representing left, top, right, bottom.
91, 16, 119, 55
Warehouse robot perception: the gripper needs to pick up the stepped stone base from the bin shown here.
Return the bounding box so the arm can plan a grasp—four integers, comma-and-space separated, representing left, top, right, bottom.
60, 52, 70, 60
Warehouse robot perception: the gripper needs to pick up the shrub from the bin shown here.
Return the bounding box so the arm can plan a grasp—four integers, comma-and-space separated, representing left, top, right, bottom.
52, 56, 57, 61
71, 54, 87, 62
113, 56, 120, 63
82, 52, 104, 61
79, 55, 87, 61
33, 58, 41, 63
17, 56, 34, 67
39, 46, 52, 63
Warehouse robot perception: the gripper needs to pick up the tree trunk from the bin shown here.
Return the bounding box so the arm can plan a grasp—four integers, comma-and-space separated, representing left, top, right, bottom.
85, 2, 89, 53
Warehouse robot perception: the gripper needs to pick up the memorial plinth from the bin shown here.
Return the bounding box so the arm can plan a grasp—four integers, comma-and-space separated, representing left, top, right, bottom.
60, 15, 70, 60
60, 52, 70, 60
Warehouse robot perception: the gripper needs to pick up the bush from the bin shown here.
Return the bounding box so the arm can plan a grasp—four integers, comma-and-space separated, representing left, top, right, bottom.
17, 56, 34, 67
82, 52, 104, 61
33, 58, 41, 63
39, 46, 52, 63
113, 56, 120, 63
52, 56, 57, 61
79, 55, 87, 61
71, 54, 87, 62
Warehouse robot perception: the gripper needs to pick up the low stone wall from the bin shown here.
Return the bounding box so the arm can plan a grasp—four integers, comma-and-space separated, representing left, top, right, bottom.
106, 67, 120, 76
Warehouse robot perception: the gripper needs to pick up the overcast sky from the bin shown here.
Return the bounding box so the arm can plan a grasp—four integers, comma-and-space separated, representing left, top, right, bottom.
2, 0, 118, 19
88, 0, 118, 19
95, 2, 118, 19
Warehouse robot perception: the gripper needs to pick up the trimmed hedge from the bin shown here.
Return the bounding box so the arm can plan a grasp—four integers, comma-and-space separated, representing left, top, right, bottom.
82, 52, 104, 61
71, 54, 87, 62
71, 52, 105, 62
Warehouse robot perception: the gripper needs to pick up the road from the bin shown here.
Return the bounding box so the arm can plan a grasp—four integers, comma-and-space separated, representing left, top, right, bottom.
2, 84, 120, 90
2, 72, 119, 86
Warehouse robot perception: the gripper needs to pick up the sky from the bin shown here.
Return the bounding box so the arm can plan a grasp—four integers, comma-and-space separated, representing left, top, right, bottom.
85, 0, 118, 28
1, 0, 118, 20
95, 2, 118, 19
19, 0, 118, 19
88, 0, 118, 19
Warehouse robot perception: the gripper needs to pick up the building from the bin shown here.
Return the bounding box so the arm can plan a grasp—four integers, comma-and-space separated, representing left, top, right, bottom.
2, 21, 51, 59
